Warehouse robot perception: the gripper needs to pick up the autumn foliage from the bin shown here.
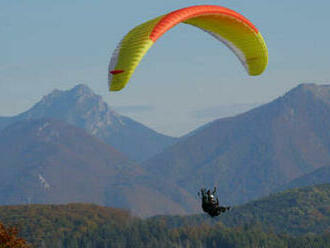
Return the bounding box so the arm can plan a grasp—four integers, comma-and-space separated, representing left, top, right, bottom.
0, 222, 29, 248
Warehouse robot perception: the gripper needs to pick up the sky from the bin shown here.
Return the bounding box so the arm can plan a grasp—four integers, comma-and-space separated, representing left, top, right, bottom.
1, 0, 330, 136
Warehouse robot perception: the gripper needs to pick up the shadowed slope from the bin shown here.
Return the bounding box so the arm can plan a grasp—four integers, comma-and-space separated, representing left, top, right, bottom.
0, 119, 196, 216
143, 84, 330, 205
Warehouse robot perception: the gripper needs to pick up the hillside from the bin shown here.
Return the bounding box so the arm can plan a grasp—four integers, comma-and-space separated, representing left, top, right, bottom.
150, 183, 330, 236
0, 204, 134, 247
1, 184, 329, 247
0, 84, 177, 162
221, 183, 330, 235
277, 165, 330, 192
0, 118, 135, 205
0, 119, 196, 216
143, 83, 330, 205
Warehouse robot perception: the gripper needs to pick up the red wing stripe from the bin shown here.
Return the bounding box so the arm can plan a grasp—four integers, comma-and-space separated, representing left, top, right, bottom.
110, 70, 125, 75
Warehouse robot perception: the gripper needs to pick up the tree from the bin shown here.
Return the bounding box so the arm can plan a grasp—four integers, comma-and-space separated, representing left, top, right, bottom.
0, 222, 30, 248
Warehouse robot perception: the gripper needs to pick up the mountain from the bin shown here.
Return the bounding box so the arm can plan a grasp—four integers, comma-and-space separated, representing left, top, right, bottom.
143, 83, 330, 205
276, 165, 330, 192
0, 118, 133, 205
0, 119, 196, 216
0, 84, 177, 162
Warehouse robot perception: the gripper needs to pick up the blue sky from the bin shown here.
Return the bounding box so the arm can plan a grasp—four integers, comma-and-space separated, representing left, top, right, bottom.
1, 0, 330, 136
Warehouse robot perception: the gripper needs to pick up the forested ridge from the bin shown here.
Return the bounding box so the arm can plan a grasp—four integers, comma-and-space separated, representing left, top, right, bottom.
151, 183, 330, 235
0, 184, 329, 247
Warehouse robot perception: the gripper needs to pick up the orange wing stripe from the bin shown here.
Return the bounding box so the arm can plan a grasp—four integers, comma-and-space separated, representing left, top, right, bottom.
149, 5, 258, 42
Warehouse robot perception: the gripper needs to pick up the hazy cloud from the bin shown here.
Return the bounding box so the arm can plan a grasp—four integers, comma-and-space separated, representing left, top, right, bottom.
191, 103, 262, 120
112, 105, 154, 114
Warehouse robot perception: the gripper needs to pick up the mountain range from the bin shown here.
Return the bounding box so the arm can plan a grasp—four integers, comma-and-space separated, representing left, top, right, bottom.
0, 83, 329, 216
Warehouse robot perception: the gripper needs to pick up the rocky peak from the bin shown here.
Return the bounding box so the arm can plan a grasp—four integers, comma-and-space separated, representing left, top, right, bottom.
20, 84, 123, 130
0, 84, 178, 162
306, 84, 330, 104
40, 84, 100, 105
70, 84, 95, 97
283, 83, 330, 104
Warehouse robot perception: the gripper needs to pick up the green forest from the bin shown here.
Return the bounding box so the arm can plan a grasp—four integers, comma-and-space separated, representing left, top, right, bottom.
0, 184, 329, 247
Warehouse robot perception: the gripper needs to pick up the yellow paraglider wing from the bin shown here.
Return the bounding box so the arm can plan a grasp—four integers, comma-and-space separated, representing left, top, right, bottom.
108, 5, 268, 91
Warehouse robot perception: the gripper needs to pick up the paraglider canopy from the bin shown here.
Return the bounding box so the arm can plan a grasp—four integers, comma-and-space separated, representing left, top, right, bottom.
108, 5, 268, 91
